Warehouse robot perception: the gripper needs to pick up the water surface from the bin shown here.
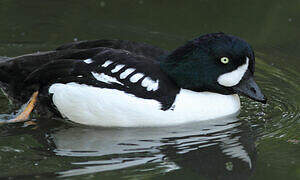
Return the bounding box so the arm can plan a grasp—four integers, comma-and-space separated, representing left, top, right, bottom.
0, 0, 299, 179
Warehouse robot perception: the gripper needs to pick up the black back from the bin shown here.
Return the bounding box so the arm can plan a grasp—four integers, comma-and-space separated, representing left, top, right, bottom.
0, 39, 179, 110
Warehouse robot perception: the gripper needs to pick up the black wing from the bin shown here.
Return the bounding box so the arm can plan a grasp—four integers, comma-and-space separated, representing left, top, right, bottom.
25, 48, 179, 110
0, 39, 171, 104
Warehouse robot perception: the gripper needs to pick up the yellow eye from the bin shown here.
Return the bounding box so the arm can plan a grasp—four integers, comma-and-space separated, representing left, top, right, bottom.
220, 57, 230, 64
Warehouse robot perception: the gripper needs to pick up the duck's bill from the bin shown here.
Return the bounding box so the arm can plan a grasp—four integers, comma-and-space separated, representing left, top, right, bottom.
233, 76, 267, 104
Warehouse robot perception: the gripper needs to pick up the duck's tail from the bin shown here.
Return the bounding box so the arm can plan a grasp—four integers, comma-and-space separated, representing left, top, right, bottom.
0, 48, 102, 103
0, 53, 52, 103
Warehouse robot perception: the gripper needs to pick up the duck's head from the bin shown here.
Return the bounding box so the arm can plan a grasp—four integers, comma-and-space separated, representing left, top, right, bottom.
161, 33, 266, 103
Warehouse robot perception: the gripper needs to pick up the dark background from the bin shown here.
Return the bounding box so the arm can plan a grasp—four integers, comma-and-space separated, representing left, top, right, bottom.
0, 0, 299, 179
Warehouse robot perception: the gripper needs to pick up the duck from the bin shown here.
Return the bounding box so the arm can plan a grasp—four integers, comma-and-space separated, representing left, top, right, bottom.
0, 33, 266, 127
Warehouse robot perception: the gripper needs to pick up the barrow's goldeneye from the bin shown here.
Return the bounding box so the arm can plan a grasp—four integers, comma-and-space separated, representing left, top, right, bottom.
0, 33, 266, 127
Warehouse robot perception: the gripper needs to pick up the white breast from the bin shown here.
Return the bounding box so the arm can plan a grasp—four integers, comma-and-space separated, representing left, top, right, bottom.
49, 83, 240, 127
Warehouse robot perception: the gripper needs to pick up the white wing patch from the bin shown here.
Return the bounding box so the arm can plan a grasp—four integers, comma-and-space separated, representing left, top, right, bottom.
97, 61, 159, 91
111, 64, 125, 73
101, 60, 113, 67
141, 77, 159, 91
129, 73, 144, 83
83, 58, 93, 64
120, 68, 135, 79
217, 57, 249, 87
92, 72, 124, 85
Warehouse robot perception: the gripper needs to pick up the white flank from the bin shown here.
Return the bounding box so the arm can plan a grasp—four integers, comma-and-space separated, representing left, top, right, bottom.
48, 83, 240, 127
83, 58, 93, 64
92, 72, 123, 85
217, 57, 249, 87
129, 73, 144, 83
119, 68, 135, 79
101, 60, 113, 67
111, 64, 125, 73
141, 77, 159, 91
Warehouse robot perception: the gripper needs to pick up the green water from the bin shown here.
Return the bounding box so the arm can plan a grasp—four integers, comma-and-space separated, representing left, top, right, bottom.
0, 0, 299, 179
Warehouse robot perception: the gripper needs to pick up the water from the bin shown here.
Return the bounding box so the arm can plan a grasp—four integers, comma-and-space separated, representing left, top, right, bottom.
0, 0, 299, 179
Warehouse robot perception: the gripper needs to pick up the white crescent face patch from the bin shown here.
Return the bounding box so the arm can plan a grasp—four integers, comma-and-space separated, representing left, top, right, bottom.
217, 57, 249, 87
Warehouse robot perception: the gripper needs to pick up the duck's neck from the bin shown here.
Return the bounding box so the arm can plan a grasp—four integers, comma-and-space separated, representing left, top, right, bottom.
159, 51, 211, 92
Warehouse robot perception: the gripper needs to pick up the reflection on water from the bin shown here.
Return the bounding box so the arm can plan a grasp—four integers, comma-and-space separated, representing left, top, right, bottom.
48, 118, 256, 179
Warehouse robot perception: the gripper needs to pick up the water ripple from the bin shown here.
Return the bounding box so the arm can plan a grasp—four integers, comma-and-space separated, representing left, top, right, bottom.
239, 55, 299, 137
